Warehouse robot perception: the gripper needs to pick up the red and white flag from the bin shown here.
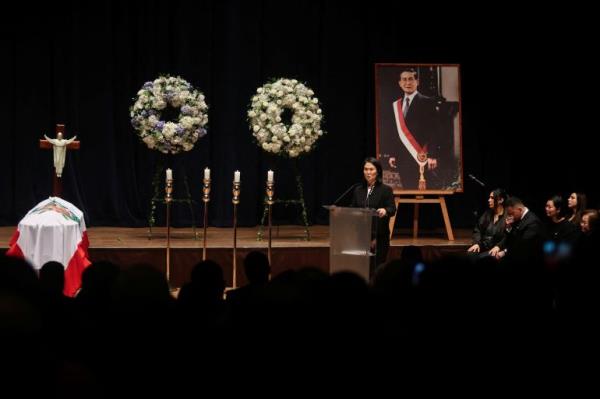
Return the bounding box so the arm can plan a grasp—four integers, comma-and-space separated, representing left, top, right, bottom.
6, 197, 91, 297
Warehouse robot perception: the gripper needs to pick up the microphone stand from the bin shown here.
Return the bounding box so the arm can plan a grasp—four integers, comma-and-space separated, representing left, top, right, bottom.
333, 182, 361, 206
468, 174, 487, 226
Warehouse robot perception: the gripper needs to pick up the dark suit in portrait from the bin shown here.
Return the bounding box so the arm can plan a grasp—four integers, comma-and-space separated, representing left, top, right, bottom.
399, 92, 443, 188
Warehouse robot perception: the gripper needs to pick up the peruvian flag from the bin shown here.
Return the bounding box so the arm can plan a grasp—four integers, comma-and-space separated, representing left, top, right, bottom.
6, 197, 91, 297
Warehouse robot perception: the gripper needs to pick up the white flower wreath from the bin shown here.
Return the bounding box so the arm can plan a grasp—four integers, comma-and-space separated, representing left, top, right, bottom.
130, 75, 208, 154
248, 78, 324, 158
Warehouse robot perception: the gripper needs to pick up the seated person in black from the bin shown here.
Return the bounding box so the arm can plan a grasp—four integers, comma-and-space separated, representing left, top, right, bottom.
468, 188, 507, 256
544, 195, 581, 245
566, 191, 587, 226
492, 196, 546, 262
580, 209, 599, 236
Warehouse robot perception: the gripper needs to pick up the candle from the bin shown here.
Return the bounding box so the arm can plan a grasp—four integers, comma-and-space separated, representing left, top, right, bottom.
234, 170, 240, 183
268, 170, 274, 183
204, 167, 210, 180
166, 168, 172, 181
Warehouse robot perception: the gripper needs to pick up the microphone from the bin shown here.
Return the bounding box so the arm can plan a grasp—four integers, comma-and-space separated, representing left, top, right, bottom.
333, 182, 361, 205
468, 174, 486, 187
366, 185, 377, 209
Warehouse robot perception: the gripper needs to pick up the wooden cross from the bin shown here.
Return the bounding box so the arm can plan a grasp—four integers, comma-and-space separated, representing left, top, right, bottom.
39, 124, 80, 198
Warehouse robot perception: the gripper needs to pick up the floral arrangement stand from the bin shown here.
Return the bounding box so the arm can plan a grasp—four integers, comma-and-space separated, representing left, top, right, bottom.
130, 74, 208, 240
147, 157, 198, 240
248, 78, 325, 242
257, 159, 311, 241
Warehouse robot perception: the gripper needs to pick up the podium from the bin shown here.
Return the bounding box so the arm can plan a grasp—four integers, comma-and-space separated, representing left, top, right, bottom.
324, 206, 377, 281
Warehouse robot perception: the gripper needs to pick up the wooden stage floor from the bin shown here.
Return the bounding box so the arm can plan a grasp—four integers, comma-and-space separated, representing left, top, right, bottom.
1, 225, 471, 287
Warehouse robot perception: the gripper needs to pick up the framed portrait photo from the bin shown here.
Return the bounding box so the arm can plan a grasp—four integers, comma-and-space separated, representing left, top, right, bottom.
375, 63, 463, 193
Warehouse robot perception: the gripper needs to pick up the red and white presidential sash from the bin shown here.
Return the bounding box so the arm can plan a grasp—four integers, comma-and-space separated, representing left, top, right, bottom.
393, 99, 428, 165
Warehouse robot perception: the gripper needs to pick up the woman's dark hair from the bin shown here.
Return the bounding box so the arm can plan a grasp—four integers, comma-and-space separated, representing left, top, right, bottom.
583, 209, 599, 233
490, 188, 507, 208
363, 157, 383, 185
481, 188, 507, 231
570, 192, 587, 225
547, 194, 565, 217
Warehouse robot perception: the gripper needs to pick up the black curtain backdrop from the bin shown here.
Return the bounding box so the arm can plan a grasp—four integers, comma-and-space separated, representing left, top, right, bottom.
1, 1, 597, 228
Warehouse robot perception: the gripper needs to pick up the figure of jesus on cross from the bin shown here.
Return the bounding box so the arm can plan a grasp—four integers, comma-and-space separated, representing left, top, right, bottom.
40, 124, 80, 197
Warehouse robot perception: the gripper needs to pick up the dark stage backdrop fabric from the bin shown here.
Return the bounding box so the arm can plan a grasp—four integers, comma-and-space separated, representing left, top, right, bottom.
1, 1, 597, 228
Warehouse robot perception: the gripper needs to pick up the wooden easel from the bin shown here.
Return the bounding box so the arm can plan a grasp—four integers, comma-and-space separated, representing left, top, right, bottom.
388, 190, 454, 241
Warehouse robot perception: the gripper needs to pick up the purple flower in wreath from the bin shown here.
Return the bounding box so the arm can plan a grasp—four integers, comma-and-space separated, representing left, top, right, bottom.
196, 128, 207, 138
132, 75, 208, 154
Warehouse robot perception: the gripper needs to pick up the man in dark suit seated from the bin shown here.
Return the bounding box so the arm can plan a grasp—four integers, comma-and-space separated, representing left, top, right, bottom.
491, 196, 546, 262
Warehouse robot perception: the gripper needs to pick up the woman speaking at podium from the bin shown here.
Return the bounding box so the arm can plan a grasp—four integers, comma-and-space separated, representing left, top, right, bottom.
350, 157, 397, 268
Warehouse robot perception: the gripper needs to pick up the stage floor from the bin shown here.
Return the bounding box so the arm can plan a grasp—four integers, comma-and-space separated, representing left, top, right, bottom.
1, 225, 471, 287
1, 225, 471, 248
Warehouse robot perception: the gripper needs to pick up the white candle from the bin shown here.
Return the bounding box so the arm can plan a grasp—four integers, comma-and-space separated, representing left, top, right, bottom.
234, 170, 240, 183
268, 170, 274, 182
166, 168, 172, 181
204, 167, 210, 180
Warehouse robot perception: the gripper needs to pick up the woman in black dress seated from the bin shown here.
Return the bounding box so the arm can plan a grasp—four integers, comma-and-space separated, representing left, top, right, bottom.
567, 192, 587, 226
468, 188, 507, 256
581, 209, 599, 236
545, 195, 580, 244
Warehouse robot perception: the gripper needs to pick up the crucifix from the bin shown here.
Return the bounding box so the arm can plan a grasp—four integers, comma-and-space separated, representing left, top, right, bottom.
39, 124, 80, 198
